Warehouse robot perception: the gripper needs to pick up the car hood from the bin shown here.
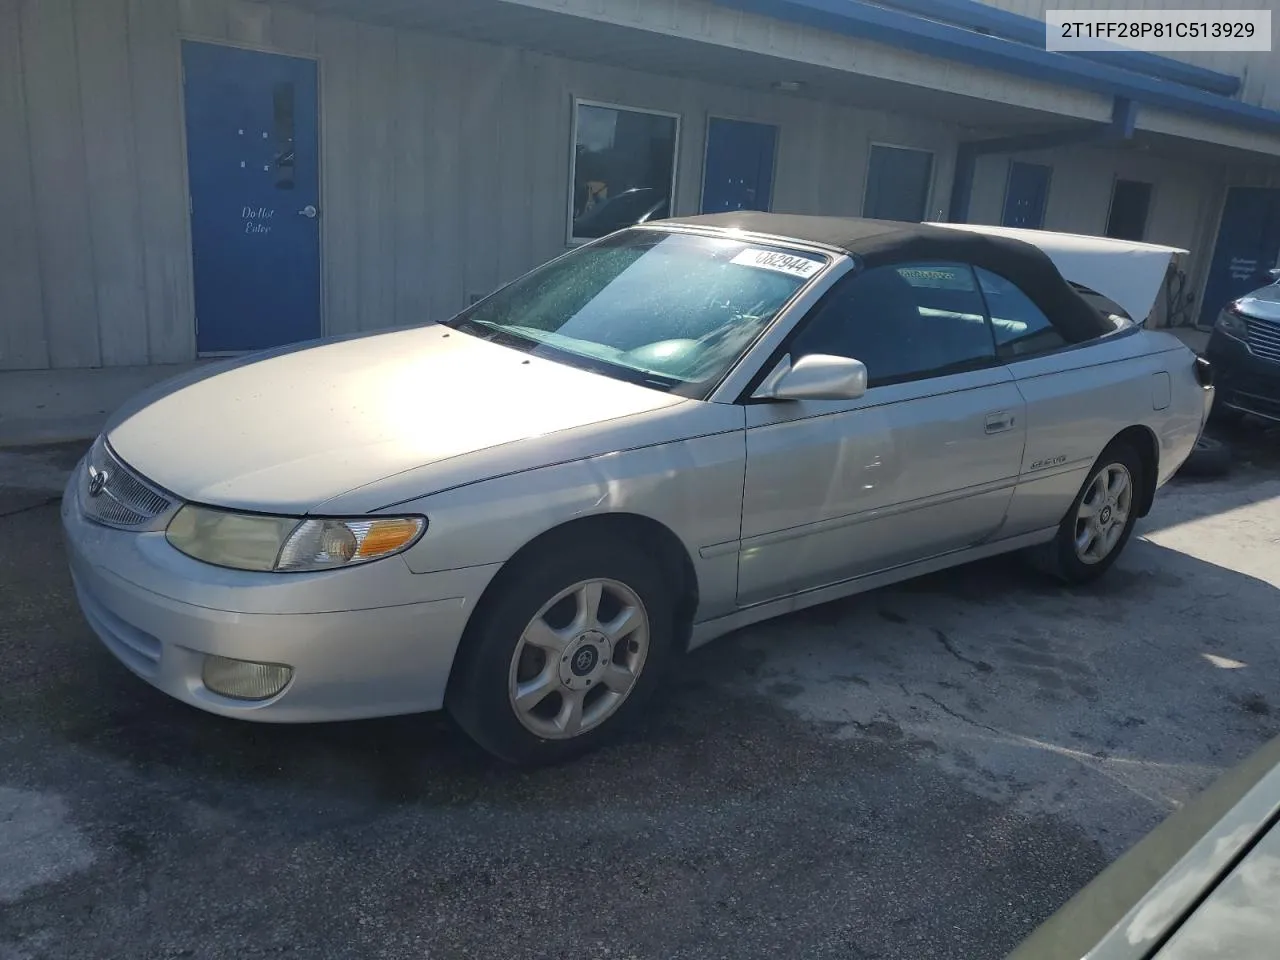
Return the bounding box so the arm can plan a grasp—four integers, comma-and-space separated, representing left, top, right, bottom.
1237, 284, 1280, 320
105, 325, 686, 514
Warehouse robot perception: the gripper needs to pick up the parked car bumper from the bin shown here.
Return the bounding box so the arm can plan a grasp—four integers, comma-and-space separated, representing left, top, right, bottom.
1205, 331, 1280, 422
61, 468, 498, 722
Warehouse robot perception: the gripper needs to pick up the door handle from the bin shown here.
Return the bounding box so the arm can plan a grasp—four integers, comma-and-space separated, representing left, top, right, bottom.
298, 204, 318, 219
985, 411, 1016, 434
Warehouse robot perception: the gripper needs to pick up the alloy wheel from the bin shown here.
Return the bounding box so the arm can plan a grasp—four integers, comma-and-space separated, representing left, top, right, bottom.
507, 578, 650, 739
1074, 463, 1134, 564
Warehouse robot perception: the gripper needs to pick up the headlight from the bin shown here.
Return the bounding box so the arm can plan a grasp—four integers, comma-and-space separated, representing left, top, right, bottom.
165, 505, 425, 572
1215, 304, 1250, 341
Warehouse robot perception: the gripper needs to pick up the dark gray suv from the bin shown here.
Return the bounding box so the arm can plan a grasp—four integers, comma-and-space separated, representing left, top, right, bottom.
1205, 268, 1280, 423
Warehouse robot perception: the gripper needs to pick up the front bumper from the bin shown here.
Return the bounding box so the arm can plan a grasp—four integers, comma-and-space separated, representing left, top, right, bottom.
1205, 332, 1280, 423
61, 468, 500, 722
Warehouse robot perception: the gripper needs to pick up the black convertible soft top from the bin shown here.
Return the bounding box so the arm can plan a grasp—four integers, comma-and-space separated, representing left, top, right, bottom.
661, 212, 1114, 343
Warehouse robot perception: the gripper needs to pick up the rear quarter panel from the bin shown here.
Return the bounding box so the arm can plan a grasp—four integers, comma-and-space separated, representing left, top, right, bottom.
999, 330, 1206, 538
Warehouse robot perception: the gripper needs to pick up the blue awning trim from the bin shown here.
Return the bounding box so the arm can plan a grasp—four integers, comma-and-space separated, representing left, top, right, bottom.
874, 0, 1240, 96
716, 0, 1280, 135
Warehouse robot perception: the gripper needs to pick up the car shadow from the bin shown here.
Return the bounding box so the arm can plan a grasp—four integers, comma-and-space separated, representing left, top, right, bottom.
681, 529, 1279, 838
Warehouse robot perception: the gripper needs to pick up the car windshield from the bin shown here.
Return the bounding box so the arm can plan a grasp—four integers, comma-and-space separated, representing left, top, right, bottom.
442, 229, 828, 397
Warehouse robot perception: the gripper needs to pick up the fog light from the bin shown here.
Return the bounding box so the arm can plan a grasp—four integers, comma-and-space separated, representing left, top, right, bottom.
202, 655, 293, 700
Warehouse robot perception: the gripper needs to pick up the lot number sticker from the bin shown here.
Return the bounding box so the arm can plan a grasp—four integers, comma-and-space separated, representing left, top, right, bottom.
731, 248, 824, 278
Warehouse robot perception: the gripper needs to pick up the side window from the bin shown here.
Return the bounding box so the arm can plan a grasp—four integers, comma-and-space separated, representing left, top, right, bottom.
790, 262, 995, 385
975, 267, 1068, 359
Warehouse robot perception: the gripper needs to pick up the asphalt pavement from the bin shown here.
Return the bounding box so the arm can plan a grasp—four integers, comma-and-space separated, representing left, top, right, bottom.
1, 432, 1277, 960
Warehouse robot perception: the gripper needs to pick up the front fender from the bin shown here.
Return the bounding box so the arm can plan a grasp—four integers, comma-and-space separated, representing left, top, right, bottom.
393, 411, 746, 622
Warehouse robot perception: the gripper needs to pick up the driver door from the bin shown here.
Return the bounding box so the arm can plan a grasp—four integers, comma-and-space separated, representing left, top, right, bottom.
737, 261, 1027, 606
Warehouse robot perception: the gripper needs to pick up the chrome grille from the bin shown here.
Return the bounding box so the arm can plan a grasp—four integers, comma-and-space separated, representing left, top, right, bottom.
1245, 315, 1280, 364
81, 440, 173, 529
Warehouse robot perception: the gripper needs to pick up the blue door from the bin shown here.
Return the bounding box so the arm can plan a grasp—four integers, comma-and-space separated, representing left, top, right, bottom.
701, 118, 778, 213
1001, 161, 1051, 229
1198, 187, 1280, 328
182, 41, 321, 354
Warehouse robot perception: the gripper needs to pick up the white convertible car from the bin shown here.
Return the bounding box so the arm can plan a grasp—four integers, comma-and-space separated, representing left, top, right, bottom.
62, 214, 1212, 764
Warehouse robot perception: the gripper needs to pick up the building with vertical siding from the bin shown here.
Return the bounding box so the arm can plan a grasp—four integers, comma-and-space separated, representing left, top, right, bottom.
2, 0, 1279, 442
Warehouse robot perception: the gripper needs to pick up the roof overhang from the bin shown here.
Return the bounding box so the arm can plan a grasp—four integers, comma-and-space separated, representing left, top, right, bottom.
289, 0, 1280, 155
715, 0, 1280, 138
871, 0, 1241, 96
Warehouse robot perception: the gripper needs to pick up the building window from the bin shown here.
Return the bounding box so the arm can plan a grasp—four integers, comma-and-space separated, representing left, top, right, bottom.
569, 100, 679, 243
1105, 179, 1153, 241
863, 144, 933, 222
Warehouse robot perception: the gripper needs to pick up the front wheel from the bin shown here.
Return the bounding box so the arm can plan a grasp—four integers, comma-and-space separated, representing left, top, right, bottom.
445, 538, 676, 765
1031, 442, 1143, 584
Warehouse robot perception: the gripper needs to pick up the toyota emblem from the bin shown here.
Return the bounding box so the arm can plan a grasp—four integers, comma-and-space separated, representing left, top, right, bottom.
87, 466, 109, 498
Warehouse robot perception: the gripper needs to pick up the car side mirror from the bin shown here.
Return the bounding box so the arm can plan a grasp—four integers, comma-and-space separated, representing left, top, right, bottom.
753, 354, 868, 402
1269, 268, 1280, 284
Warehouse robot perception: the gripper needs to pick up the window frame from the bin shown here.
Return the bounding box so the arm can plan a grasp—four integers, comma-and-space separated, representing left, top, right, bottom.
744, 259, 1006, 397
1104, 177, 1155, 242
566, 97, 682, 247
862, 142, 937, 223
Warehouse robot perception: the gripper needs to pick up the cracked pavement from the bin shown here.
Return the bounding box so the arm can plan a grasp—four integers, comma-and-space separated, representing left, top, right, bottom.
1, 437, 1278, 959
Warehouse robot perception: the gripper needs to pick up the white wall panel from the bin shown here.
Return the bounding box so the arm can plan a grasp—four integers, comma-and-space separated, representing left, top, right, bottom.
21, 0, 101, 369
0, 0, 49, 370
75, 0, 150, 367
130, 0, 196, 364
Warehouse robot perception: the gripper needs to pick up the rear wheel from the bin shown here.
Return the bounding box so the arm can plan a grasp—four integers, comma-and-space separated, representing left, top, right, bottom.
446, 537, 676, 765
1031, 441, 1143, 584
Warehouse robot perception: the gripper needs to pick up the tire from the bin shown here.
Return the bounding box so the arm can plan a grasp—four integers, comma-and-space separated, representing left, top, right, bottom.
445, 535, 677, 766
1030, 441, 1144, 585
1178, 434, 1232, 478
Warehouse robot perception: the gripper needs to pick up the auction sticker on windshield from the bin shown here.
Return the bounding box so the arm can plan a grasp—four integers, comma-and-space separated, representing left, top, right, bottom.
730, 248, 825, 278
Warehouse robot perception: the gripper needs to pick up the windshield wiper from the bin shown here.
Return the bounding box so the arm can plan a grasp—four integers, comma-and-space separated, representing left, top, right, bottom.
458, 317, 538, 344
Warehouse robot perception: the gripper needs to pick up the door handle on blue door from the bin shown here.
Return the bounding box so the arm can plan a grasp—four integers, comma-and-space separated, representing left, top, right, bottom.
299, 205, 318, 218
985, 411, 1015, 434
